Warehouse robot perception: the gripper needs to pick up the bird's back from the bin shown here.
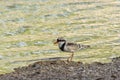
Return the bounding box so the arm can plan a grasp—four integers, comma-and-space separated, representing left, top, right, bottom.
64, 42, 90, 52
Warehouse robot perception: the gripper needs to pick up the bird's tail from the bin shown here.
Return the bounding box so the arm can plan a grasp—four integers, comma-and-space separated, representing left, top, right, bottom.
78, 44, 90, 49
85, 45, 90, 48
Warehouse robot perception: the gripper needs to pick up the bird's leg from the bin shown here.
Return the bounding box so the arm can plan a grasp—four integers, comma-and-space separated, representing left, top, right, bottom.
67, 57, 70, 62
69, 52, 74, 61
67, 52, 74, 62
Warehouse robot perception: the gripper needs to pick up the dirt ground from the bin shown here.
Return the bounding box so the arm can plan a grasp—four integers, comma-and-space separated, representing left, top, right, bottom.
0, 57, 120, 80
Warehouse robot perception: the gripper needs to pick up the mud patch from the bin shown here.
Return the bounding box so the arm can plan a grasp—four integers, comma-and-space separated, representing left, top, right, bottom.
0, 57, 120, 80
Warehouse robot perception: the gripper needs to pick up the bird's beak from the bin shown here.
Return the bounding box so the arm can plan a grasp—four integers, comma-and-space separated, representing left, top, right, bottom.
54, 41, 58, 44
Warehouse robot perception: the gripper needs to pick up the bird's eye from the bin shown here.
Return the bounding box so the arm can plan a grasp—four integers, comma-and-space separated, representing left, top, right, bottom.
57, 39, 59, 41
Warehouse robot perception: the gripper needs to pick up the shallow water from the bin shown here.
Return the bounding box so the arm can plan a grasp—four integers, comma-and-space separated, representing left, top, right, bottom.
0, 0, 120, 74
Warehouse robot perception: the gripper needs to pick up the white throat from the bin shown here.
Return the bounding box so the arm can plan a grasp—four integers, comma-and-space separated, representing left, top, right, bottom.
58, 41, 66, 48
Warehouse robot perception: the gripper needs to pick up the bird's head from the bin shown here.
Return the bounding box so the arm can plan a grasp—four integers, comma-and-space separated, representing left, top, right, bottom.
54, 37, 66, 44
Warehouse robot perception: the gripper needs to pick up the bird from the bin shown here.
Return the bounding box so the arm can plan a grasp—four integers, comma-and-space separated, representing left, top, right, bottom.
54, 37, 90, 62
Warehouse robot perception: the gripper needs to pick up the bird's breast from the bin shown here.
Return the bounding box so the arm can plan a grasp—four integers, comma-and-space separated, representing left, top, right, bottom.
59, 42, 66, 51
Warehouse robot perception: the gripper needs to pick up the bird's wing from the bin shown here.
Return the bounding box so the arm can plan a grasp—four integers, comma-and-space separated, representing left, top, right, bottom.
66, 42, 79, 52
66, 42, 90, 52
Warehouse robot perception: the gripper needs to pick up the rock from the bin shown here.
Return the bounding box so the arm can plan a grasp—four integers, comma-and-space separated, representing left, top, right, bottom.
16, 42, 27, 47
0, 55, 3, 59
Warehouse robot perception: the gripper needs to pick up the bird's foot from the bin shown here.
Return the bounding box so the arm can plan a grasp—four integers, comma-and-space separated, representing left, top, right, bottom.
66, 57, 72, 62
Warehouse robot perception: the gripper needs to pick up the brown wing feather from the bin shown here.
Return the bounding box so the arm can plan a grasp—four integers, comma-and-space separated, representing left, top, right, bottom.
66, 42, 79, 52
66, 42, 90, 52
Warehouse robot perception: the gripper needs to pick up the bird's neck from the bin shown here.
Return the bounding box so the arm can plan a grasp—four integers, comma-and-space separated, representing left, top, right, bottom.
58, 41, 66, 51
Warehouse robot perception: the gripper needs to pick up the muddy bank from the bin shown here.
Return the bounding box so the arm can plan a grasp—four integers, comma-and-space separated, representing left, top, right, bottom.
0, 57, 120, 80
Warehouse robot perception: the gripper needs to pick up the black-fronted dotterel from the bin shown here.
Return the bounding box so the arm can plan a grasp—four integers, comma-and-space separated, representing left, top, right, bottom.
54, 37, 90, 61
